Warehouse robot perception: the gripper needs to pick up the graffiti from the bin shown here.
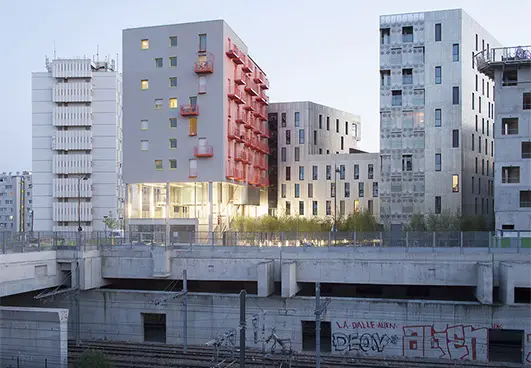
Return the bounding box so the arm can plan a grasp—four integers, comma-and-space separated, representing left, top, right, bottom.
492, 323, 503, 329
335, 320, 397, 330
332, 332, 399, 353
526, 334, 531, 363
402, 325, 487, 361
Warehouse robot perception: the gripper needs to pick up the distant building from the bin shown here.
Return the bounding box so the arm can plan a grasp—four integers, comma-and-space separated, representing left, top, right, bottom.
0, 172, 32, 232
32, 58, 124, 232
477, 45, 531, 231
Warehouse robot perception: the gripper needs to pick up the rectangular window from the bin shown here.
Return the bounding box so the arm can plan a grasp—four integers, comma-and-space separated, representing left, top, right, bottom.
452, 130, 459, 148
340, 136, 344, 151
169, 57, 177, 67
141, 140, 148, 151
402, 155, 412, 172
345, 121, 349, 135
299, 129, 305, 144
312, 166, 318, 180
523, 93, 531, 110
308, 183, 313, 198
285, 201, 291, 216
155, 159, 163, 170
452, 174, 459, 192
169, 138, 177, 149
402, 26, 413, 42
281, 113, 287, 127
313, 130, 317, 145
141, 39, 149, 49
285, 130, 291, 144
344, 182, 350, 198
368, 164, 374, 179
169, 36, 177, 47
435, 109, 442, 127
354, 164, 359, 179
169, 159, 177, 170
487, 120, 490, 136
482, 159, 485, 175
198, 34, 207, 52
476, 115, 478, 131
281, 147, 286, 162
503, 68, 518, 86
435, 66, 442, 84
281, 184, 286, 198
141, 119, 149, 130
294, 147, 300, 161
479, 96, 482, 113
313, 201, 318, 216
502, 118, 518, 135
472, 177, 475, 194
520, 191, 531, 208
155, 99, 163, 110
189, 117, 197, 136
169, 118, 177, 128
491, 141, 494, 157
452, 43, 459, 61
435, 23, 442, 41
319, 114, 322, 129
294, 112, 300, 127
452, 86, 459, 104
155, 58, 163, 68
169, 77, 177, 88
326, 116, 330, 130
472, 93, 475, 110
472, 134, 475, 151
339, 200, 345, 217
478, 137, 482, 153
169, 98, 178, 109
435, 153, 442, 171
373, 182, 379, 197
487, 160, 490, 176
299, 166, 304, 181
392, 91, 402, 106
299, 201, 304, 216
435, 196, 442, 214
475, 157, 478, 174
482, 79, 485, 95
326, 165, 331, 180
380, 28, 390, 45
403, 68, 413, 85
286, 167, 291, 181
522, 142, 531, 159
487, 81, 490, 98
141, 79, 149, 90
485, 138, 488, 155
502, 166, 520, 183
339, 165, 345, 180
330, 183, 336, 198
326, 201, 331, 216
336, 118, 339, 133
294, 184, 300, 198
358, 182, 364, 197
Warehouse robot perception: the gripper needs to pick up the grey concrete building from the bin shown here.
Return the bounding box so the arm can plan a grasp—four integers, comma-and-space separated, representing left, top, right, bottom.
379, 9, 500, 228
477, 45, 531, 231
0, 172, 32, 233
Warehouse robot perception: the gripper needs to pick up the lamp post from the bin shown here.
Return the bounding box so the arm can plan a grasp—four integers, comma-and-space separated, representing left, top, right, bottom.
103, 215, 108, 239
77, 175, 88, 232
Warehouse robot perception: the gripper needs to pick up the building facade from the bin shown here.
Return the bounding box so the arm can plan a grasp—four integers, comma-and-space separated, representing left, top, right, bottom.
0, 172, 32, 232
122, 20, 270, 235
477, 46, 531, 231
379, 9, 500, 228
268, 102, 378, 219
32, 58, 124, 232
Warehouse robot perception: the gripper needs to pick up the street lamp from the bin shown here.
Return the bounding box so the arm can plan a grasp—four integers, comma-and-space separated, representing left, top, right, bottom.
77, 175, 88, 232
103, 215, 108, 239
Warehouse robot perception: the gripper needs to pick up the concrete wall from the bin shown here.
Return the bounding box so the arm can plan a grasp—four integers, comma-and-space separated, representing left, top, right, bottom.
0, 306, 68, 368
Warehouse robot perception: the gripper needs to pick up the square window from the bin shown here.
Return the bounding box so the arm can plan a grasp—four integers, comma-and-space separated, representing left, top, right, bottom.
169, 36, 177, 47
169, 159, 177, 169
169, 138, 177, 149
141, 39, 149, 49
169, 118, 177, 128
155, 58, 163, 68
155, 99, 163, 110
141, 140, 148, 151
402, 26, 413, 43
169, 77, 177, 88
169, 98, 178, 109
169, 57, 177, 67
141, 79, 149, 90
155, 160, 163, 170
141, 120, 149, 130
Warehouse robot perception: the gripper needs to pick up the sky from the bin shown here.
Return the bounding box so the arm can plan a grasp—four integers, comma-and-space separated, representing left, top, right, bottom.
0, 0, 529, 173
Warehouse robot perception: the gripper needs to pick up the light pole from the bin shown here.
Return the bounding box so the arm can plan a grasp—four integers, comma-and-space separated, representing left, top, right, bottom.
77, 175, 88, 233
103, 215, 108, 239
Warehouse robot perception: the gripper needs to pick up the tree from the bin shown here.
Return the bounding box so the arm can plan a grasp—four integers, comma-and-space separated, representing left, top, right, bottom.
102, 211, 120, 231
338, 210, 378, 232
76, 350, 114, 368
404, 213, 427, 231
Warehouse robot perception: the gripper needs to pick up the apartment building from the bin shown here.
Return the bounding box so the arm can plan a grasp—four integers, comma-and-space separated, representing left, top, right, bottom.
379, 9, 500, 228
268, 102, 378, 219
477, 45, 531, 231
0, 172, 32, 232
32, 58, 124, 232
122, 20, 270, 235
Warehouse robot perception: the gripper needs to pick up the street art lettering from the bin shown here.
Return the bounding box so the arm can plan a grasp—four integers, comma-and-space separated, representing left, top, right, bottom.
332, 332, 399, 353
335, 320, 398, 330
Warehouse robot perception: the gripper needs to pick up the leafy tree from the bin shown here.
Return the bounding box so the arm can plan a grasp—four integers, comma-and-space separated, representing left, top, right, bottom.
404, 213, 427, 231
76, 350, 114, 368
102, 211, 120, 231
338, 210, 378, 232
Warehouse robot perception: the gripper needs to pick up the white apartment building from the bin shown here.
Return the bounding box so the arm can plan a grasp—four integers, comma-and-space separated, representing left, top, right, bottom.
32, 58, 124, 232
0, 172, 32, 232
379, 9, 500, 228
477, 45, 531, 231
269, 102, 378, 219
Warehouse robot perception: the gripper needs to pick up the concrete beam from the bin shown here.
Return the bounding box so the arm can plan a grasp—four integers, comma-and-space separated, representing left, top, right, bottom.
257, 260, 274, 297
152, 246, 170, 278
281, 261, 300, 298
475, 262, 493, 304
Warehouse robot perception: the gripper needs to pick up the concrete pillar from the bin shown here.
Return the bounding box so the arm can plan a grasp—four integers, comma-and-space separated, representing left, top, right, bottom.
475, 262, 493, 304
151, 246, 170, 278
257, 260, 274, 297
499, 263, 514, 305
281, 261, 300, 298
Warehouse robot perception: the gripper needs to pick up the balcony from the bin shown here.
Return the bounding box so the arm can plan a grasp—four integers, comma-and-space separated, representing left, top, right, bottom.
256, 141, 270, 154
235, 109, 247, 125
261, 127, 270, 138
226, 40, 244, 64
52, 130, 92, 151
248, 172, 260, 185
194, 60, 214, 74
225, 165, 234, 179
242, 57, 254, 73
53, 178, 92, 198
53, 202, 92, 222
256, 91, 269, 105
244, 76, 259, 96
234, 149, 248, 163
180, 104, 199, 117
262, 76, 270, 90
253, 120, 263, 135
194, 144, 214, 157
260, 177, 270, 187
227, 123, 241, 140
243, 100, 255, 112
235, 69, 246, 86
253, 70, 265, 85
246, 152, 253, 166
228, 84, 245, 104
253, 103, 267, 121
234, 167, 244, 181
244, 116, 254, 130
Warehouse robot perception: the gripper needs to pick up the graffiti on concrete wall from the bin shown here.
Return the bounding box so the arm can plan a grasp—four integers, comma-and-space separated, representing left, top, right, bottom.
333, 332, 399, 353
527, 334, 531, 363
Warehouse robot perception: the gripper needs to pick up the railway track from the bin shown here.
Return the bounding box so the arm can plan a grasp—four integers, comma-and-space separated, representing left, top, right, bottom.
69, 340, 514, 367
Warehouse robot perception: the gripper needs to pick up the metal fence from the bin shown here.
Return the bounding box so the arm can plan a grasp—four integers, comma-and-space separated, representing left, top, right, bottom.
1, 230, 530, 254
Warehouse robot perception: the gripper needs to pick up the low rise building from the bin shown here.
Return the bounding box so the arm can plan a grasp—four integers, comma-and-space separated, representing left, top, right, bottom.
0, 172, 32, 232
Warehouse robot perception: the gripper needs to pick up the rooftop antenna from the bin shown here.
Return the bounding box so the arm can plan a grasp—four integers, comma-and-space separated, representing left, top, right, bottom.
53, 41, 56, 59
96, 45, 99, 63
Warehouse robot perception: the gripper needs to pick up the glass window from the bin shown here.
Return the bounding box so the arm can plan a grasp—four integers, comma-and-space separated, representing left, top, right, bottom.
435, 66, 442, 84
299, 129, 305, 144
169, 159, 177, 170
299, 201, 304, 215
452, 44, 459, 61
354, 164, 359, 179
339, 165, 345, 180
452, 86, 459, 104
326, 165, 331, 180
435, 23, 441, 41
319, 114, 322, 129
294, 112, 300, 127
169, 118, 177, 128
344, 182, 350, 198
312, 166, 318, 180
281, 147, 286, 162
141, 140, 148, 151
326, 201, 331, 216
345, 121, 349, 135
294, 147, 300, 161
402, 69, 413, 85
313, 201, 318, 216
141, 120, 148, 130
155, 58, 163, 68
435, 109, 442, 127
326, 116, 330, 130
373, 182, 379, 197
285, 201, 291, 216
169, 36, 177, 47
435, 154, 442, 171
299, 166, 304, 180
141, 39, 149, 49
169, 57, 177, 67
368, 164, 374, 179
336, 119, 339, 133
285, 167, 291, 181
330, 183, 336, 198
169, 77, 177, 88
281, 113, 287, 127
435, 196, 442, 214
313, 130, 317, 145
452, 175, 459, 192
308, 183, 313, 198
402, 155, 412, 172
402, 26, 413, 43
169, 98, 178, 109
198, 34, 207, 52
155, 159, 162, 170
392, 91, 402, 106
141, 79, 149, 90
281, 184, 286, 198
359, 182, 364, 197
452, 130, 459, 148
154, 99, 163, 110
479, 136, 482, 153
285, 130, 291, 145
169, 138, 177, 149
294, 184, 300, 198
339, 200, 345, 216
522, 142, 531, 159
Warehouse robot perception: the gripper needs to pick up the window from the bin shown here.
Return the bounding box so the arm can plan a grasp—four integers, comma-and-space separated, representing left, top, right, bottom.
472, 51, 475, 68
285, 201, 291, 216
294, 147, 300, 161
435, 196, 442, 214
141, 39, 149, 49
402, 26, 413, 42
435, 153, 442, 171
452, 43, 459, 61
299, 166, 304, 180
452, 174, 459, 192
169, 159, 177, 170
402, 155, 412, 172
281, 147, 286, 162
452, 86, 459, 104
475, 115, 478, 132
485, 138, 488, 155
313, 130, 317, 145
452, 130, 459, 148
198, 76, 207, 94
281, 184, 286, 198
169, 57, 177, 67
286, 167, 291, 181
482, 159, 485, 175
523, 93, 531, 109
472, 93, 475, 110
294, 112, 300, 127
354, 164, 359, 179
281, 113, 287, 127
479, 96, 482, 113
520, 191, 531, 208
475, 157, 478, 174
344, 182, 350, 198
198, 34, 207, 52
339, 165, 345, 180
478, 136, 482, 153
285, 130, 291, 145
312, 166, 318, 180
373, 182, 379, 197
169, 98, 178, 109
482, 79, 485, 95
502, 118, 518, 135
155, 58, 163, 68
189, 117, 197, 136
336, 119, 339, 133
313, 201, 318, 216
155, 99, 163, 110
435, 23, 441, 41
330, 183, 335, 198
141, 79, 149, 90
339, 200, 345, 216
169, 36, 177, 47
318, 114, 323, 129
392, 91, 402, 106
155, 160, 162, 170
491, 141, 494, 157
169, 118, 177, 128
326, 116, 330, 130
308, 183, 313, 198
502, 68, 517, 86
169, 77, 177, 88
502, 167, 520, 183
326, 165, 331, 180
299, 129, 305, 144
522, 142, 531, 159
472, 134, 475, 150
403, 69, 413, 85
435, 109, 442, 127
380, 28, 390, 45
294, 184, 300, 198
141, 140, 149, 151
487, 160, 490, 176
141, 120, 149, 130
299, 201, 304, 215
326, 201, 331, 216
345, 121, 349, 135
358, 182, 364, 197
487, 120, 490, 136
472, 177, 475, 194
435, 66, 442, 84
340, 136, 344, 151
169, 138, 177, 149
487, 82, 490, 98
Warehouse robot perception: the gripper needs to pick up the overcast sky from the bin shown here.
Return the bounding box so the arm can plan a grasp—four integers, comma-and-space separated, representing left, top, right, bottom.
0, 0, 529, 172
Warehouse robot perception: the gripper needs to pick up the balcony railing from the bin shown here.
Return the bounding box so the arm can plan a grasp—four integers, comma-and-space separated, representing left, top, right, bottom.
253, 70, 265, 85
235, 109, 247, 125
227, 123, 241, 140
256, 91, 269, 105
228, 84, 245, 104
180, 104, 199, 116
244, 75, 259, 97
235, 69, 246, 85
226, 40, 244, 64
194, 60, 214, 74
194, 145, 214, 157
242, 57, 254, 73
234, 149, 248, 163
476, 45, 531, 77
262, 76, 270, 90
